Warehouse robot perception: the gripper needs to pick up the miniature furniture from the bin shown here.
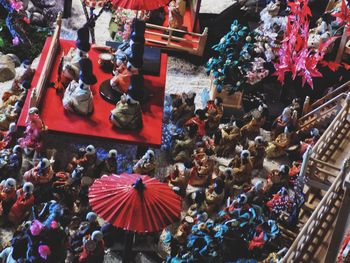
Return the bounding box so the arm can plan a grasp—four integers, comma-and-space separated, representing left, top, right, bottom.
18, 14, 167, 147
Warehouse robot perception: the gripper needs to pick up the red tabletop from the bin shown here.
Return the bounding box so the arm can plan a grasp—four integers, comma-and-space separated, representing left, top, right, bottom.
18, 38, 167, 147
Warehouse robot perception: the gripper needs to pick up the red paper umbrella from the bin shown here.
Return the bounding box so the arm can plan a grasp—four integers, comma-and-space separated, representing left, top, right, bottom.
111, 0, 170, 10
89, 173, 181, 233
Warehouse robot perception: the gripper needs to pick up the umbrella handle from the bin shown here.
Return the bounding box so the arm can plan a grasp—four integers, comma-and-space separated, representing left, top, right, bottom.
122, 231, 135, 263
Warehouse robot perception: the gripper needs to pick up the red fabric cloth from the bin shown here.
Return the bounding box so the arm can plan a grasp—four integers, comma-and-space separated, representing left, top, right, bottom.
112, 0, 170, 10
18, 38, 166, 146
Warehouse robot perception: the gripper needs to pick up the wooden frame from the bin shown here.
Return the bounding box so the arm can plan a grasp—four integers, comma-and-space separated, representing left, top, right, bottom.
145, 24, 208, 56
283, 93, 350, 262
189, 0, 202, 32
30, 13, 62, 109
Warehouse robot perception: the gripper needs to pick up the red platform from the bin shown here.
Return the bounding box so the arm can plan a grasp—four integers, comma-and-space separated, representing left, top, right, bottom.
18, 38, 167, 147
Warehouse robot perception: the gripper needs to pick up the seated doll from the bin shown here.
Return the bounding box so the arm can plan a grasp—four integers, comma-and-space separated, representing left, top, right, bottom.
205, 98, 224, 135
170, 123, 197, 163
232, 150, 253, 185
218, 166, 235, 197
62, 58, 96, 116
185, 109, 207, 138
168, 0, 186, 29
265, 165, 290, 195
308, 17, 332, 49
248, 136, 267, 169
110, 94, 143, 130
170, 92, 196, 127
266, 126, 292, 159
0, 102, 22, 131
0, 178, 17, 216
98, 149, 118, 176
133, 149, 156, 175
79, 231, 104, 263
8, 182, 35, 225
271, 107, 294, 139
0, 122, 18, 150
68, 145, 99, 179
167, 163, 189, 195
204, 178, 225, 215
62, 26, 91, 87
214, 123, 241, 158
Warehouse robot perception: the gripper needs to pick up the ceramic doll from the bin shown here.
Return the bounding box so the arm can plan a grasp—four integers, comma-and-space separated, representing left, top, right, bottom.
271, 107, 293, 139
266, 187, 293, 219
266, 126, 292, 159
23, 158, 54, 186
1, 80, 27, 110
167, 163, 189, 195
109, 93, 143, 130
0, 122, 17, 150
308, 18, 332, 49
68, 145, 98, 179
62, 26, 91, 86
133, 149, 156, 175
218, 166, 235, 197
0, 145, 22, 181
98, 149, 118, 176
186, 191, 206, 219
248, 136, 267, 169
79, 231, 104, 263
265, 165, 290, 195
0, 102, 22, 130
109, 56, 137, 94
205, 97, 224, 135
170, 123, 197, 163
232, 150, 253, 185
187, 151, 213, 191
170, 92, 196, 127
62, 58, 96, 116
0, 178, 16, 216
240, 115, 263, 141
204, 178, 225, 215
8, 182, 35, 225
185, 109, 207, 138
71, 212, 101, 251
18, 107, 47, 156
214, 123, 241, 158
168, 0, 186, 29
299, 128, 319, 156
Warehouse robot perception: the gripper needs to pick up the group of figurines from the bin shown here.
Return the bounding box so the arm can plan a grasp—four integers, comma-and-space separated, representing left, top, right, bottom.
59, 18, 146, 130
0, 110, 163, 262
157, 92, 322, 261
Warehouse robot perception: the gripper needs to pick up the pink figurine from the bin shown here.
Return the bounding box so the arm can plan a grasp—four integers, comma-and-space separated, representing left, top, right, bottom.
18, 107, 47, 155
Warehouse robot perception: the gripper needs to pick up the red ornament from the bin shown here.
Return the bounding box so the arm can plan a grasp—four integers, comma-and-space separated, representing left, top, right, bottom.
89, 173, 181, 233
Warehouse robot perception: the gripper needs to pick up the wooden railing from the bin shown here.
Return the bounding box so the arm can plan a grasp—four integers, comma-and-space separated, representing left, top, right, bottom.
283, 93, 350, 262
144, 23, 208, 56
30, 13, 62, 108
297, 92, 348, 133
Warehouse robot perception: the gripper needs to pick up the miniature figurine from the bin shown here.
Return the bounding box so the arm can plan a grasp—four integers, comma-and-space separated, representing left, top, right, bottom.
266, 187, 293, 220
62, 58, 96, 116
214, 123, 241, 158
204, 178, 225, 215
23, 158, 54, 202
0, 122, 17, 150
68, 145, 98, 178
265, 165, 290, 195
0, 178, 16, 216
266, 126, 292, 159
308, 17, 332, 49
288, 128, 320, 160
1, 79, 27, 109
8, 182, 35, 225
109, 56, 137, 95
271, 107, 294, 139
241, 114, 263, 141
168, 0, 186, 29
62, 25, 91, 86
218, 166, 235, 197
0, 102, 22, 131
232, 150, 253, 185
248, 136, 267, 169
18, 107, 47, 156
133, 149, 156, 175
170, 123, 197, 163
173, 216, 194, 245
187, 151, 214, 192
205, 97, 224, 135
98, 149, 118, 176
109, 93, 143, 130
185, 109, 207, 137
170, 92, 196, 127
167, 163, 189, 195
78, 230, 104, 263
